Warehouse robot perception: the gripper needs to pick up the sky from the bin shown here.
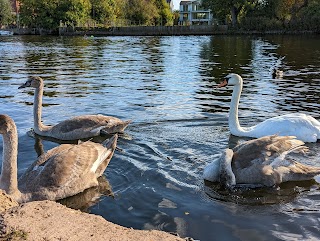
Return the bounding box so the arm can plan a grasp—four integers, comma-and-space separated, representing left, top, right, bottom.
172, 0, 180, 10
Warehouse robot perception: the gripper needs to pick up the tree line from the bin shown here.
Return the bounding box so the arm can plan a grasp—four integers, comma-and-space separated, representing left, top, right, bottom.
203, 0, 320, 31
0, 0, 175, 29
1, 0, 319, 31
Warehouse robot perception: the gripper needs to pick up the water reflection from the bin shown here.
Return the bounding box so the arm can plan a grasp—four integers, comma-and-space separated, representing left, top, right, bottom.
204, 179, 319, 205
59, 175, 114, 212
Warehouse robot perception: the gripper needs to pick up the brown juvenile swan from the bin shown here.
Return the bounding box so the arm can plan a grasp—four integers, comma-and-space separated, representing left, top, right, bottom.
203, 135, 320, 188
19, 76, 131, 140
0, 114, 118, 203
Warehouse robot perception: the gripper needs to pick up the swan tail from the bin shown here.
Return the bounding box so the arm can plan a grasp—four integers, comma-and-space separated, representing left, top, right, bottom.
120, 119, 132, 132
281, 161, 320, 183
95, 134, 118, 177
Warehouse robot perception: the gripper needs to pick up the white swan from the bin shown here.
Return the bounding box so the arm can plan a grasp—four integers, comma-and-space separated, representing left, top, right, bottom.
19, 76, 131, 141
203, 135, 320, 187
219, 73, 320, 142
0, 114, 118, 203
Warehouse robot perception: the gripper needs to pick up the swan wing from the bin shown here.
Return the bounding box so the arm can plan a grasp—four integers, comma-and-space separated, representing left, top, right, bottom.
232, 135, 304, 169
250, 114, 320, 142
231, 135, 310, 186
19, 139, 117, 200
49, 115, 130, 140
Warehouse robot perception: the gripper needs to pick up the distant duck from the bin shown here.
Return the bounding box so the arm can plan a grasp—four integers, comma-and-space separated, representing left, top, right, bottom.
203, 135, 320, 188
272, 68, 283, 79
19, 76, 131, 141
0, 114, 118, 203
218, 73, 320, 142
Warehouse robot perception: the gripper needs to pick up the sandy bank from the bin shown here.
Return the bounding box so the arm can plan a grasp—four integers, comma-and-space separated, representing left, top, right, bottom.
0, 191, 187, 241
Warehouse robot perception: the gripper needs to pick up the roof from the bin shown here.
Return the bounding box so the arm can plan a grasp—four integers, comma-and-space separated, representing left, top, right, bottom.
180, 1, 200, 6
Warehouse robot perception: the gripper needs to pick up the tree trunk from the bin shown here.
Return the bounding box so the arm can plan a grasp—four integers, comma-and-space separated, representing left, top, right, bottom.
230, 5, 238, 26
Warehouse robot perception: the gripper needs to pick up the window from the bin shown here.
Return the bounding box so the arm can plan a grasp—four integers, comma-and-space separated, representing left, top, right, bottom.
183, 13, 189, 21
192, 13, 207, 19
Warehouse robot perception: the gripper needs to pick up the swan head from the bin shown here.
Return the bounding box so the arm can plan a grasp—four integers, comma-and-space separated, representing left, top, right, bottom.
218, 73, 242, 88
18, 76, 43, 89
0, 114, 15, 134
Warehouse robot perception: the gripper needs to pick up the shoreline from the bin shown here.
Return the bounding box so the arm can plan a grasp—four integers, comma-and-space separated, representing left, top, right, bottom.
8, 25, 319, 36
0, 191, 190, 241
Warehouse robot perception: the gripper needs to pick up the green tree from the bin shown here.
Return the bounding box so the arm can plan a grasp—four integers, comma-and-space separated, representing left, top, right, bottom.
64, 0, 91, 26
125, 0, 158, 25
90, 0, 116, 23
202, 0, 247, 26
291, 0, 320, 30
0, 0, 14, 26
155, 0, 173, 26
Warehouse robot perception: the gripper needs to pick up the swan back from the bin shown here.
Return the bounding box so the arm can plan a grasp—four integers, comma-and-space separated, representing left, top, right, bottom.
18, 134, 118, 201
232, 135, 306, 168
204, 135, 320, 188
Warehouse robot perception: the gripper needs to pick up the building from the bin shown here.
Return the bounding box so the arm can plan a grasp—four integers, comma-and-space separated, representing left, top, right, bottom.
179, 0, 212, 25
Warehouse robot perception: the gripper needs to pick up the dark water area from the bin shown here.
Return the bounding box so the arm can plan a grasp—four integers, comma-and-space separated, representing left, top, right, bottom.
0, 35, 320, 241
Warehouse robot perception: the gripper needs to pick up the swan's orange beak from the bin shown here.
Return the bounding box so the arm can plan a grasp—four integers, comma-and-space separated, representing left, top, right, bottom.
217, 79, 228, 88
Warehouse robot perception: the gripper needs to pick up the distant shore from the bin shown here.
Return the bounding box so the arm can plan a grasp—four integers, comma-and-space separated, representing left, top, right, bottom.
9, 25, 318, 37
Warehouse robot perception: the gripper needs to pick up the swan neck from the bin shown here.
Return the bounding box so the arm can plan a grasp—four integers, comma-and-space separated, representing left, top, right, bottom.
229, 82, 245, 135
33, 83, 46, 133
0, 124, 20, 197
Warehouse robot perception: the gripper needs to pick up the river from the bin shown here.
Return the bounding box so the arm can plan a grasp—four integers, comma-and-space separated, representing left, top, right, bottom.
0, 34, 319, 241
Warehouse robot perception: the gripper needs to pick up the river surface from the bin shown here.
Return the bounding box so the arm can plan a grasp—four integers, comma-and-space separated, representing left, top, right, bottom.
0, 35, 319, 241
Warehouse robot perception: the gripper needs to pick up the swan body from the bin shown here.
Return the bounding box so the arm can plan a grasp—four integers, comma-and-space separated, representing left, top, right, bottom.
19, 76, 131, 141
0, 114, 118, 203
219, 73, 320, 142
203, 135, 320, 187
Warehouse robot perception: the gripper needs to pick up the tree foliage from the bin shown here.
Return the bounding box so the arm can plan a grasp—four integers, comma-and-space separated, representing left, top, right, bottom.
203, 0, 319, 31
15, 0, 320, 31
91, 0, 116, 23
124, 0, 159, 25
19, 0, 91, 28
18, 0, 173, 29
202, 0, 246, 26
0, 0, 14, 26
155, 0, 173, 26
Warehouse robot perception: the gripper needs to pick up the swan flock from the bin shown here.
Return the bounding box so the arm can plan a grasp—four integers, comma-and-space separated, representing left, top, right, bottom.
0, 114, 118, 203
0, 73, 319, 204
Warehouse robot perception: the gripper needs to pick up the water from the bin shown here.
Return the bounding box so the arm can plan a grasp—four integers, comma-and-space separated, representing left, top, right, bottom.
0, 35, 320, 241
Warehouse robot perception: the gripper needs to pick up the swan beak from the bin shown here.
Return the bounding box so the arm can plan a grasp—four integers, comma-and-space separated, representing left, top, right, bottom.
18, 81, 30, 89
217, 79, 228, 88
